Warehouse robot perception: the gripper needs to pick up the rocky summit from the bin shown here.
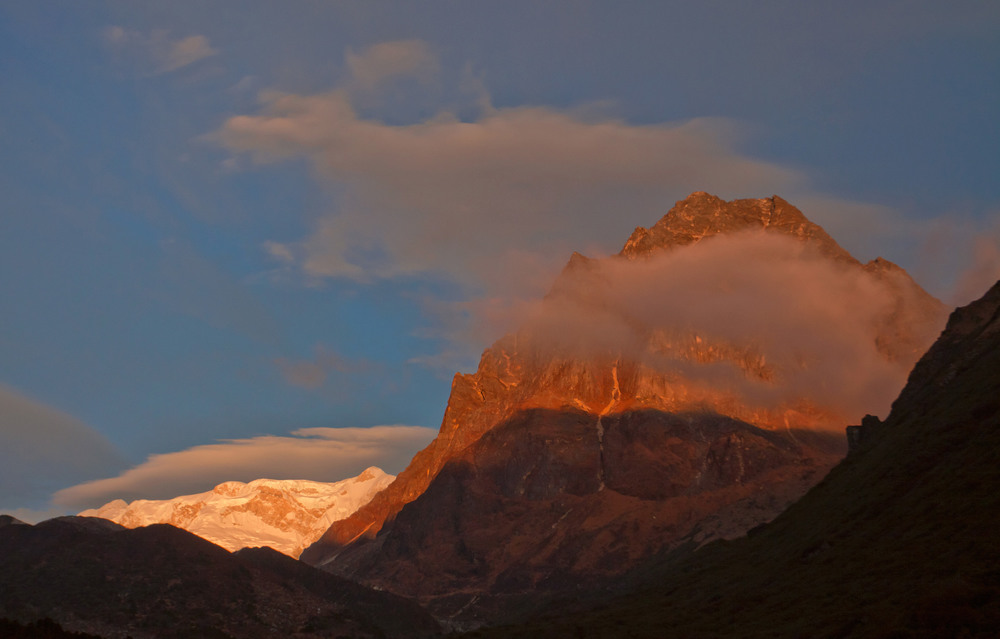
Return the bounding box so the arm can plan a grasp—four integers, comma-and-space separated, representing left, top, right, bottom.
302, 193, 949, 622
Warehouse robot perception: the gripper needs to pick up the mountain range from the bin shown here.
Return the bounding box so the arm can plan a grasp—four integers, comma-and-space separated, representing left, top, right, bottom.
78, 467, 393, 558
6, 192, 991, 638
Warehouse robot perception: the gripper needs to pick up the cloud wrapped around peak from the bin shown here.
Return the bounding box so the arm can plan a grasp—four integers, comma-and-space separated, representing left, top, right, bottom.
218, 40, 803, 289
510, 231, 942, 424
54, 425, 436, 510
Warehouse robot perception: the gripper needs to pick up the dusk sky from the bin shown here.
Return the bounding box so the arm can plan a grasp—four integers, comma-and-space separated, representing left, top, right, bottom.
2, 2, 998, 520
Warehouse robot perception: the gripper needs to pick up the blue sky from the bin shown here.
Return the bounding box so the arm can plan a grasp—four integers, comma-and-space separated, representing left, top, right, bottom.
1, 1, 998, 519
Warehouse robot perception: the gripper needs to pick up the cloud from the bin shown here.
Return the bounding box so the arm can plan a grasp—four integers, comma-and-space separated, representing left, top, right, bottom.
54, 425, 436, 510
0, 384, 127, 510
507, 232, 942, 425
162, 34, 216, 73
950, 231, 1000, 306
788, 195, 914, 262
103, 26, 217, 75
215, 39, 971, 379
345, 40, 438, 92
276, 359, 326, 390
275, 344, 385, 400
217, 42, 803, 289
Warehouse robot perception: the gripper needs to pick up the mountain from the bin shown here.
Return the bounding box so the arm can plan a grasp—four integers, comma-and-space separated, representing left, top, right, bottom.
470, 279, 1000, 638
79, 467, 392, 558
302, 193, 948, 621
0, 515, 440, 638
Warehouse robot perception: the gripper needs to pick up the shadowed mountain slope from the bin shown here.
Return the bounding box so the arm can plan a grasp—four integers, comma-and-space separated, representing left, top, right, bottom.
322, 407, 842, 621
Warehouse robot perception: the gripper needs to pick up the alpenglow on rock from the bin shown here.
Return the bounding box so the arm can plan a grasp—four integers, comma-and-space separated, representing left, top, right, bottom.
80, 467, 393, 558
299, 194, 951, 622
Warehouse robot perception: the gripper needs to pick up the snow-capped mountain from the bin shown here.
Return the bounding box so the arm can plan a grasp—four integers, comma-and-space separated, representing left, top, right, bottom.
79, 466, 393, 558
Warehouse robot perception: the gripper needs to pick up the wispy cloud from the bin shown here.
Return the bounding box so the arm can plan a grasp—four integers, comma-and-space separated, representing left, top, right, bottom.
216, 39, 992, 372
792, 196, 1000, 304
275, 344, 381, 391
0, 384, 127, 511
505, 231, 946, 426
345, 40, 439, 92
948, 229, 1000, 306
104, 26, 217, 75
54, 425, 436, 510
217, 40, 803, 290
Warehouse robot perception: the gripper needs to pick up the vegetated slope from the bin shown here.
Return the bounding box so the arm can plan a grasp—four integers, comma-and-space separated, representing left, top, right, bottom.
79, 467, 393, 558
0, 516, 440, 639
303, 193, 947, 621
469, 279, 1000, 638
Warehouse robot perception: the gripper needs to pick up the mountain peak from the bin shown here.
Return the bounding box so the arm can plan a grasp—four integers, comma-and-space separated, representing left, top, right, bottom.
0, 514, 29, 527
304, 194, 949, 604
355, 466, 388, 482
621, 191, 855, 264
79, 468, 394, 557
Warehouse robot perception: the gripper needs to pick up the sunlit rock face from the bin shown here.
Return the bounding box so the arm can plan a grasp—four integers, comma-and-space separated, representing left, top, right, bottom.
303, 193, 948, 618
80, 467, 392, 558
621, 192, 852, 261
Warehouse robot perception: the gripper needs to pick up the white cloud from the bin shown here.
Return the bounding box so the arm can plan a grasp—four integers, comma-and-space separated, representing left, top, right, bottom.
161, 34, 217, 73
508, 231, 945, 427
276, 358, 327, 389
103, 26, 217, 75
215, 40, 987, 372
0, 384, 127, 510
274, 344, 385, 401
217, 42, 804, 290
345, 40, 438, 92
949, 230, 1000, 306
53, 425, 436, 510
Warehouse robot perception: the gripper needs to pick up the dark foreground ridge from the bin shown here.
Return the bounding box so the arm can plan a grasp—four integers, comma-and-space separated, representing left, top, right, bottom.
0, 517, 440, 638
466, 280, 1000, 638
